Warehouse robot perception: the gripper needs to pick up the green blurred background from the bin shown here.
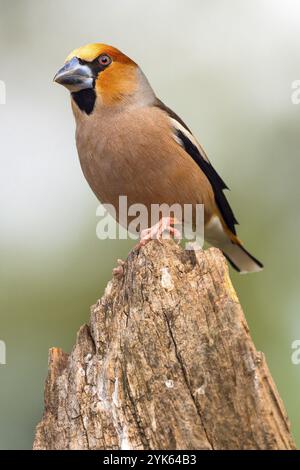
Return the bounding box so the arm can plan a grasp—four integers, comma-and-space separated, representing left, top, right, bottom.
0, 0, 299, 449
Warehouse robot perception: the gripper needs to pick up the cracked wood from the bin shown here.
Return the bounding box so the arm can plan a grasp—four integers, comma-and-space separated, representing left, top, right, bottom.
33, 241, 296, 450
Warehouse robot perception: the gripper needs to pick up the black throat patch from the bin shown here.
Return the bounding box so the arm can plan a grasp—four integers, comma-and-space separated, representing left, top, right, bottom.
71, 58, 108, 115
71, 88, 97, 115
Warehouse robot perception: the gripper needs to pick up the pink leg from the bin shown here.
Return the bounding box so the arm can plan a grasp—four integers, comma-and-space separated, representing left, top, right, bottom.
135, 217, 181, 250
113, 258, 125, 278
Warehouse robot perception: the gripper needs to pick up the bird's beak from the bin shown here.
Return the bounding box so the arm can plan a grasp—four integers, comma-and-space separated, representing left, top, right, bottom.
53, 57, 93, 92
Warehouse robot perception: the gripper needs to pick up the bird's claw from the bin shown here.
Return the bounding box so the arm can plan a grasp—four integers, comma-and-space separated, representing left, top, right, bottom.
135, 217, 181, 250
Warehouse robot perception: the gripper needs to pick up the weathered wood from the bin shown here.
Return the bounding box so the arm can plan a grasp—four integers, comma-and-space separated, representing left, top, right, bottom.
33, 241, 295, 450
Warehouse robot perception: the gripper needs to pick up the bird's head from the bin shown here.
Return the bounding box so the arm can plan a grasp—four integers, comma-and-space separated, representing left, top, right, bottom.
54, 43, 146, 114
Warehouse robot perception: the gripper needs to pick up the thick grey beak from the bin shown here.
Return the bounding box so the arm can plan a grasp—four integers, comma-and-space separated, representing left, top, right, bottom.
53, 57, 93, 92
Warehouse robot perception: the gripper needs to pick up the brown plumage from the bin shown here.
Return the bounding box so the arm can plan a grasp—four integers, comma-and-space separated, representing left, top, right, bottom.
54, 43, 263, 273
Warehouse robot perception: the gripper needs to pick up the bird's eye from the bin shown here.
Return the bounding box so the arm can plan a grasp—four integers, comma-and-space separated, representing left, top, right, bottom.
98, 54, 112, 66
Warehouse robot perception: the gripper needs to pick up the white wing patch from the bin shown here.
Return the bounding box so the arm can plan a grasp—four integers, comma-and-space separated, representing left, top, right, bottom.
169, 117, 210, 163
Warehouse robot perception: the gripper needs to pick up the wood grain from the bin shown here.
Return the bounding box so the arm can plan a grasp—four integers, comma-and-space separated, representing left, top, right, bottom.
33, 241, 295, 450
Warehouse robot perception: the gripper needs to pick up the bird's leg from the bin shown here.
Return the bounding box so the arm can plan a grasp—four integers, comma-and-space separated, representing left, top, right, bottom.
135, 216, 181, 250
113, 258, 125, 278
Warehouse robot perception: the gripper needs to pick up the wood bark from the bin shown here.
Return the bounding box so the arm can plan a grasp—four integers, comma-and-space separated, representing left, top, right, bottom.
33, 241, 295, 450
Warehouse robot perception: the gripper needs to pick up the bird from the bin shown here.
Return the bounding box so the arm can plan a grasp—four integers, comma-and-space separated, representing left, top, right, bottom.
54, 43, 263, 274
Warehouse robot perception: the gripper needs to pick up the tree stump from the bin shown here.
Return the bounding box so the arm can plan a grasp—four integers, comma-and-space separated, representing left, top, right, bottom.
33, 241, 295, 450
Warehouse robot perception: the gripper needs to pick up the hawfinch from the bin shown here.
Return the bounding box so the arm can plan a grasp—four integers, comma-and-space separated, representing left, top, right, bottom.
54, 43, 263, 274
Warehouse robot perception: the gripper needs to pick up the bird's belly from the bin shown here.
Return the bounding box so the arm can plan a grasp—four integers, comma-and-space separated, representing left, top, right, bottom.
75, 116, 215, 229
78, 145, 177, 217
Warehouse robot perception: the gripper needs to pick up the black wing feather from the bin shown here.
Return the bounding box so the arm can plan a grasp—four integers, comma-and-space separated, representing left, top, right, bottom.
154, 100, 238, 235
176, 129, 238, 235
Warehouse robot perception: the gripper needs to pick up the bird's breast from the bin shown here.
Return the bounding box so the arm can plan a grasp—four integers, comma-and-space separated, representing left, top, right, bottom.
75, 107, 166, 205
73, 105, 215, 226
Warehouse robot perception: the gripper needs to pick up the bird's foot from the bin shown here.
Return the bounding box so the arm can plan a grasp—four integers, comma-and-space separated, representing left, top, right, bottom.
113, 258, 125, 278
135, 217, 181, 250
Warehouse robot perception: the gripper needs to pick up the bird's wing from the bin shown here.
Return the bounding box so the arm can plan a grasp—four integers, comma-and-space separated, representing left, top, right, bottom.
154, 99, 238, 235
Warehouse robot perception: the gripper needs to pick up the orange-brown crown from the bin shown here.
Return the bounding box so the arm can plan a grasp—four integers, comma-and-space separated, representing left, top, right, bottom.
65, 43, 136, 65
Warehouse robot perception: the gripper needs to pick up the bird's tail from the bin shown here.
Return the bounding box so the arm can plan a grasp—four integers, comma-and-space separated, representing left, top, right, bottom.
221, 241, 263, 274
205, 215, 263, 274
